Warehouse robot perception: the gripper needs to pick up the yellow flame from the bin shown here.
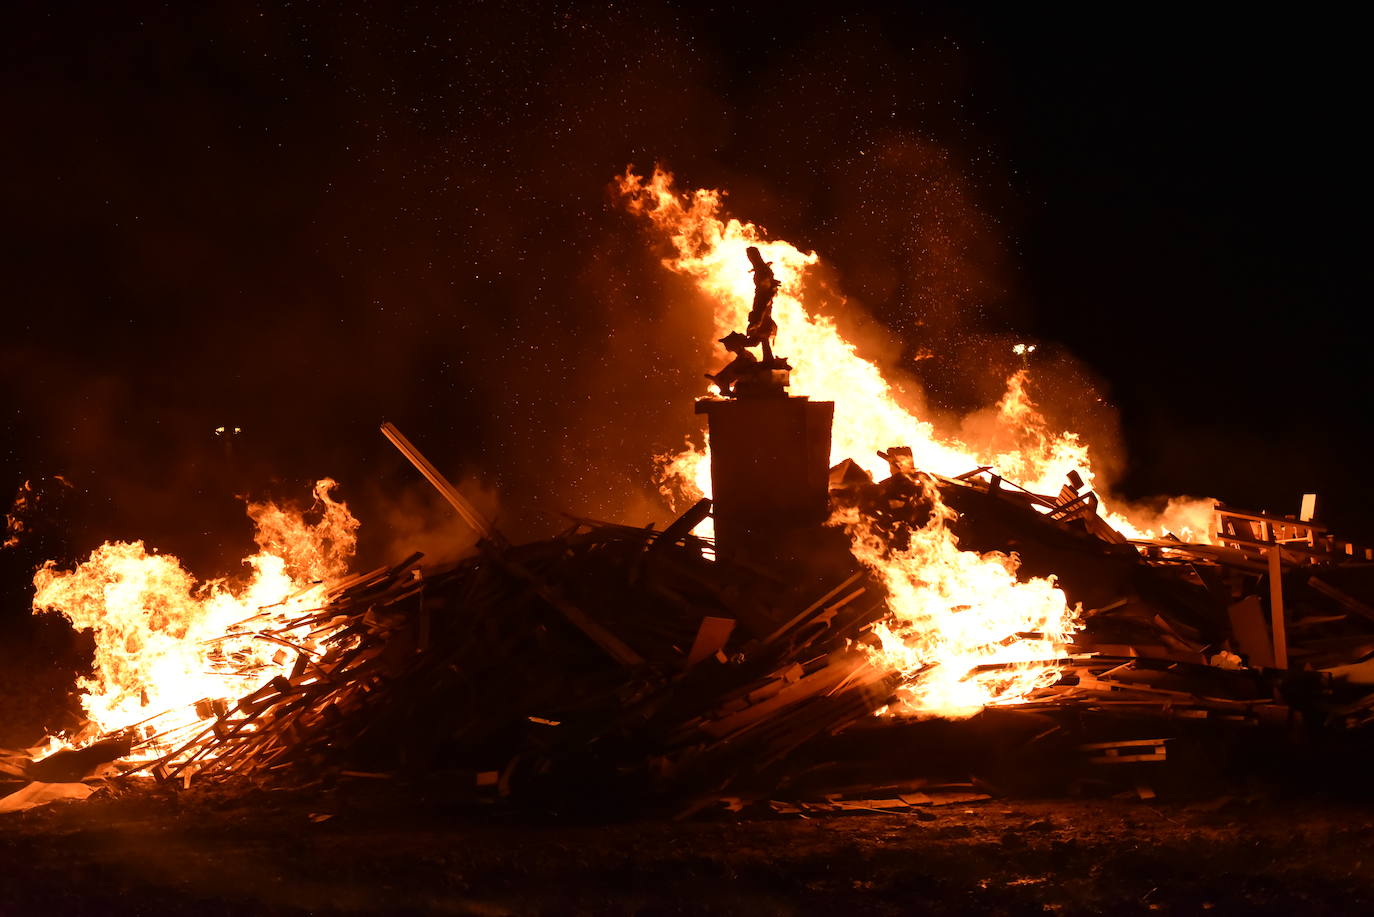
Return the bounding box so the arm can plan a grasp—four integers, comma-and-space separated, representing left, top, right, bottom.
31, 479, 357, 757
618, 166, 1211, 717
835, 483, 1079, 717
619, 166, 1212, 536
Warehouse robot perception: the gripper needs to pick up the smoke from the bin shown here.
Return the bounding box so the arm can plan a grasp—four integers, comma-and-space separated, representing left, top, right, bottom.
0, 3, 1204, 593
0, 2, 728, 573
369, 478, 499, 570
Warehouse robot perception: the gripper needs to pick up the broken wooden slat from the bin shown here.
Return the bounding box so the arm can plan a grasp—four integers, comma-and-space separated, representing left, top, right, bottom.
686, 616, 736, 668
1268, 545, 1289, 669
1309, 577, 1374, 626
381, 421, 500, 544
762, 571, 866, 645
495, 554, 646, 667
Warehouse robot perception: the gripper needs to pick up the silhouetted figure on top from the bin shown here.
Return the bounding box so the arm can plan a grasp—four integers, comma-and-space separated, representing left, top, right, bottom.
706, 331, 759, 397
745, 246, 780, 363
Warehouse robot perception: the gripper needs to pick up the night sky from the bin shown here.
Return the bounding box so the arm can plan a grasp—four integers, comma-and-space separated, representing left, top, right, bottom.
3, 2, 1369, 587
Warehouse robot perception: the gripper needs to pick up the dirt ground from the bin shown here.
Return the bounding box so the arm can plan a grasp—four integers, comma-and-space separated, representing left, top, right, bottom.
4, 781, 1374, 916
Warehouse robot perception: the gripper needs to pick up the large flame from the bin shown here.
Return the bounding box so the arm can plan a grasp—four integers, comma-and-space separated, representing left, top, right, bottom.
618, 166, 1209, 717
836, 482, 1078, 717
619, 166, 1209, 537
31, 479, 358, 757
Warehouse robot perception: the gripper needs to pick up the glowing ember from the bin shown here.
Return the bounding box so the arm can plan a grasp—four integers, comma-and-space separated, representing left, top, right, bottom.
31, 479, 357, 758
618, 166, 1210, 717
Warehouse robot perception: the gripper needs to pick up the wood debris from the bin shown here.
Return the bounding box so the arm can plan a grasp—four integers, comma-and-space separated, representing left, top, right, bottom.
119, 508, 894, 814
21, 432, 1374, 814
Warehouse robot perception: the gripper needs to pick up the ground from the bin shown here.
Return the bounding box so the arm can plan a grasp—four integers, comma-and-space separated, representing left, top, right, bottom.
4, 783, 1374, 916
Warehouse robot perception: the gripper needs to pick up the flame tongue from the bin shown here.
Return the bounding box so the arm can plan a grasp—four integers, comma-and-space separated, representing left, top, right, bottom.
31, 479, 358, 754
622, 168, 1094, 494
836, 478, 1079, 717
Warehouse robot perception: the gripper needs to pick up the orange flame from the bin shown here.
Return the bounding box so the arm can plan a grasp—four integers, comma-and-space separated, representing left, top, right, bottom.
618, 166, 1210, 717
835, 482, 1079, 717
619, 167, 1210, 531
31, 479, 357, 757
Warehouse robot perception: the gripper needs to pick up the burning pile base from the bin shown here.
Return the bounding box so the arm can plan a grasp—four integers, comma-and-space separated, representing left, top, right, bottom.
58, 510, 895, 816
11, 444, 1374, 817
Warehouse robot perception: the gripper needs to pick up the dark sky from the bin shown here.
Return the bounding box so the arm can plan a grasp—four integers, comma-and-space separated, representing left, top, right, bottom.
2, 1, 1369, 582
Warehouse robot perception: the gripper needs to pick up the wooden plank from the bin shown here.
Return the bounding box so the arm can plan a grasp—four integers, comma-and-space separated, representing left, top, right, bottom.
380, 422, 499, 543
686, 616, 736, 667
1309, 577, 1374, 625
1048, 491, 1095, 521
650, 498, 712, 551
1083, 512, 1129, 544
497, 555, 645, 667
1269, 545, 1288, 669
1079, 739, 1168, 752
699, 663, 851, 739
1215, 504, 1328, 532
832, 798, 911, 811
1227, 595, 1273, 667
1217, 531, 1330, 559
1089, 753, 1167, 764
762, 571, 866, 645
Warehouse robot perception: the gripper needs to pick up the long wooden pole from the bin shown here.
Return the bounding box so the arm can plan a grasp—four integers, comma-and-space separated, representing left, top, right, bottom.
380, 422, 497, 543
380, 422, 643, 665
1267, 544, 1288, 669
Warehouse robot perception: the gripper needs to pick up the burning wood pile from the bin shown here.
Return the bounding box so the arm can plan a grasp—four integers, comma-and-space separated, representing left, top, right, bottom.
8, 168, 1374, 815
11, 435, 1374, 816
110, 511, 894, 815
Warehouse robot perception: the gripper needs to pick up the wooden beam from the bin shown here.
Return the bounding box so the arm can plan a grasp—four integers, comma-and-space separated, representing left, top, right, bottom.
1309, 577, 1374, 626
686, 616, 736, 668
1216, 531, 1329, 559
495, 555, 646, 667
1268, 545, 1288, 669
1227, 595, 1274, 668
762, 571, 866, 645
1215, 504, 1328, 533
380, 422, 498, 543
